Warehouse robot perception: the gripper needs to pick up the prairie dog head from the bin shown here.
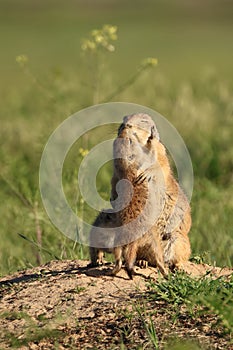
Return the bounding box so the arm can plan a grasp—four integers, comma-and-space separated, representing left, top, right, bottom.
118, 113, 159, 145
113, 114, 161, 177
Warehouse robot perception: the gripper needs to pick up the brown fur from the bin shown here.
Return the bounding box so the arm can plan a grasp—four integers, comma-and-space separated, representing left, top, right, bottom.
89, 210, 117, 267
89, 113, 191, 278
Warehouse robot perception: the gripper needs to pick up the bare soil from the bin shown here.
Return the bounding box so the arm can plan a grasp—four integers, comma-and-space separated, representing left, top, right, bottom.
0, 260, 232, 349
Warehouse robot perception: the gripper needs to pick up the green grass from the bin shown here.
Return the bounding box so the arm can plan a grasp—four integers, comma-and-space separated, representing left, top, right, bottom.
121, 272, 233, 348
0, 0, 232, 276
111, 272, 233, 348
147, 272, 233, 347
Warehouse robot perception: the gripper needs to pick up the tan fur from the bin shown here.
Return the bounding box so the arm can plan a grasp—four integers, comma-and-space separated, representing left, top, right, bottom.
89, 113, 191, 278
111, 166, 167, 279
135, 139, 191, 270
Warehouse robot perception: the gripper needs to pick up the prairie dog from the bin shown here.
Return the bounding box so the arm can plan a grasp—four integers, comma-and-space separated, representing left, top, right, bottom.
89, 113, 191, 278
89, 209, 117, 267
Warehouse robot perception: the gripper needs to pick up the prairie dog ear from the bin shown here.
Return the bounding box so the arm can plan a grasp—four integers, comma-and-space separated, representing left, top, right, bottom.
151, 126, 160, 140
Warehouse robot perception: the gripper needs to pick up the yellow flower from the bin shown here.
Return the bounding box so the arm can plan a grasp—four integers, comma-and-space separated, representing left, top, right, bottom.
81, 39, 96, 52
141, 57, 158, 68
104, 25, 117, 35
81, 25, 118, 54
95, 34, 104, 44
107, 44, 115, 52
79, 147, 89, 157
109, 33, 117, 41
16, 54, 28, 67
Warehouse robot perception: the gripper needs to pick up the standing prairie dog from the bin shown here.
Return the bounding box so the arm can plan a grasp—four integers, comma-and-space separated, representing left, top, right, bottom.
89, 113, 191, 278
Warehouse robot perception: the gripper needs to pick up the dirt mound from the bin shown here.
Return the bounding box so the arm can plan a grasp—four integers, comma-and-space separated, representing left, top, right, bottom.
0, 260, 232, 349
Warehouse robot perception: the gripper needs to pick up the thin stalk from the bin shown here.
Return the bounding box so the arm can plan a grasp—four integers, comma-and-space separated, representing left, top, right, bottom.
34, 201, 42, 265
18, 233, 60, 260
101, 65, 149, 103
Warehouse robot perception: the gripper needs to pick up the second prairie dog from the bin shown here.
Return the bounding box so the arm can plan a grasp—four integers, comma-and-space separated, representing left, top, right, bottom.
89, 113, 191, 278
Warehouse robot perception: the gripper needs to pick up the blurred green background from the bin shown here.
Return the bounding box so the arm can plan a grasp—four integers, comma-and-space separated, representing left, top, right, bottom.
0, 0, 232, 275
1, 0, 233, 91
